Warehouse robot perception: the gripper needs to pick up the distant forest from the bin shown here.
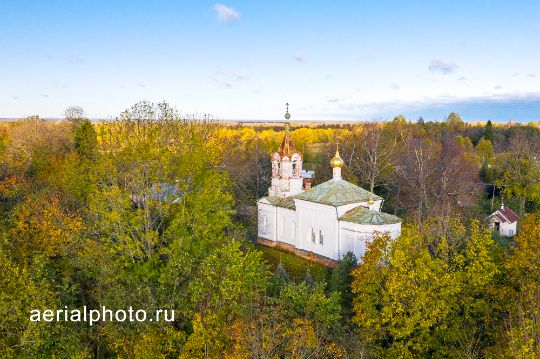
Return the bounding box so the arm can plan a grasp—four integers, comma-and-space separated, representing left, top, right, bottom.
0, 101, 539, 358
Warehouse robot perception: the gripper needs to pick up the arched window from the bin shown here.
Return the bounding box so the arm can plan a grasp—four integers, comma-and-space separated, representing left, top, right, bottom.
262, 215, 268, 232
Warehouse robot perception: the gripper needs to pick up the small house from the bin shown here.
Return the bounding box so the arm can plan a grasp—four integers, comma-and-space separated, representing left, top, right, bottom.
487, 204, 518, 237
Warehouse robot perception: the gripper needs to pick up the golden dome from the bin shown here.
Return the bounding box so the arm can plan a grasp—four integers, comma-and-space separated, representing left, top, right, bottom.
330, 149, 345, 168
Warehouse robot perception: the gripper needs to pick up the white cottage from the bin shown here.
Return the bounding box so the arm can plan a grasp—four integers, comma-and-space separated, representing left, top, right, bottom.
257, 109, 402, 266
487, 204, 518, 237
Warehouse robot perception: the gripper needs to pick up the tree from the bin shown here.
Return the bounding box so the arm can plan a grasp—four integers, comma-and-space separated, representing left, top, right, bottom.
329, 252, 357, 321
350, 123, 396, 195
484, 120, 494, 142
475, 137, 494, 162
501, 212, 540, 357
479, 160, 496, 184
352, 221, 500, 357
0, 237, 90, 357
496, 152, 540, 215
64, 106, 85, 121
446, 112, 465, 132
74, 119, 97, 160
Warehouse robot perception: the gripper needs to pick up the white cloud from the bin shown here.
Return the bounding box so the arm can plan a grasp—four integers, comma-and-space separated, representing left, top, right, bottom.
213, 4, 240, 24
429, 59, 457, 75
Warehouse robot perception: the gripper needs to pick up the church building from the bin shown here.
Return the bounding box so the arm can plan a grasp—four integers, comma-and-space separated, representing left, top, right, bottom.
257, 107, 402, 266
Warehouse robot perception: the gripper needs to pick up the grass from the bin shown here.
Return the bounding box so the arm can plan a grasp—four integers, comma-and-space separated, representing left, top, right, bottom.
255, 243, 331, 283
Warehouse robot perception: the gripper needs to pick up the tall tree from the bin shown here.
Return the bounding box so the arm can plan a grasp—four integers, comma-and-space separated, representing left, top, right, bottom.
350, 123, 396, 195
74, 119, 98, 160
483, 120, 494, 142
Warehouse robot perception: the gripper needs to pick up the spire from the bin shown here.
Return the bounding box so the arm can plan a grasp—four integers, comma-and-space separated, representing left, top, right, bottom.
278, 103, 297, 157
331, 142, 344, 179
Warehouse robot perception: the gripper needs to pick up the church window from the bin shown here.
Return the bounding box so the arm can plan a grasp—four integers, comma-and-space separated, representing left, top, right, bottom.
311, 228, 316, 243
261, 215, 268, 233
319, 229, 324, 245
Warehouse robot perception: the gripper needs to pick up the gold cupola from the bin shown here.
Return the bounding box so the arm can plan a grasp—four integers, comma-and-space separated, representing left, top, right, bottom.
330, 149, 345, 168
331, 144, 344, 179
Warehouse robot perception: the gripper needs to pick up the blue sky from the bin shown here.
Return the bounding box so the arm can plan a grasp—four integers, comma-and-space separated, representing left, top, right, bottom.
1, 0, 539, 122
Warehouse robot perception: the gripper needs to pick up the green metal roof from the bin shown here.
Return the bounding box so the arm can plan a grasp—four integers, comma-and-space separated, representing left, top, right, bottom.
340, 206, 402, 225
293, 178, 382, 206
259, 196, 296, 210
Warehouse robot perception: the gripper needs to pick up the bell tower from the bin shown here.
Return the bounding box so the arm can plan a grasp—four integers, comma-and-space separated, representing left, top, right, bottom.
269, 104, 304, 198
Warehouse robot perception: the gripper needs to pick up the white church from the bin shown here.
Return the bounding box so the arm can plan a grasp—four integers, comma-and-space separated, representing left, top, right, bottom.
257, 108, 402, 266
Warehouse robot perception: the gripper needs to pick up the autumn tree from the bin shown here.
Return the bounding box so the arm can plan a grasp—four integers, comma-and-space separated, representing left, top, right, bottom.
352, 220, 500, 357
445, 112, 465, 133
500, 212, 540, 357
496, 134, 540, 214
350, 123, 396, 195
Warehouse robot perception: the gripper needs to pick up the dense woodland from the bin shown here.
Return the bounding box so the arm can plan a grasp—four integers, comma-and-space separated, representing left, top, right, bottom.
0, 101, 539, 358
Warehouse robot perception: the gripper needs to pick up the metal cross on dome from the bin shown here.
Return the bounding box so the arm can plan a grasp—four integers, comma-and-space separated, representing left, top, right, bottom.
284, 102, 291, 120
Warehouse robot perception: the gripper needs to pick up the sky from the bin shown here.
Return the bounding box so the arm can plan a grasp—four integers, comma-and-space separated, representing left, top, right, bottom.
1, 0, 539, 122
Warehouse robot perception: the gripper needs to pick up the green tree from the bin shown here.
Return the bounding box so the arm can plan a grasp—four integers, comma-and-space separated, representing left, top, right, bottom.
475, 137, 494, 162
74, 119, 97, 160
0, 241, 90, 357
329, 252, 357, 321
496, 152, 540, 215
484, 120, 494, 142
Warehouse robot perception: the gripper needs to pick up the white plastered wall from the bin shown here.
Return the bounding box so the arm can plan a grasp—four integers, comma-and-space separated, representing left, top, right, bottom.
276, 207, 296, 245
339, 221, 401, 261
294, 199, 340, 260
257, 200, 277, 241
499, 221, 517, 237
